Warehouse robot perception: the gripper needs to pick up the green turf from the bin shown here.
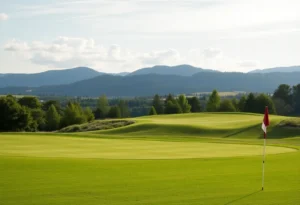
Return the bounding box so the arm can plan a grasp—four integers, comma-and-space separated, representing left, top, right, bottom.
0, 134, 295, 159
0, 113, 300, 205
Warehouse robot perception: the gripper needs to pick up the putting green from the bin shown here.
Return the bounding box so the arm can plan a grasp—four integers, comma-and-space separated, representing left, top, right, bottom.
0, 134, 295, 159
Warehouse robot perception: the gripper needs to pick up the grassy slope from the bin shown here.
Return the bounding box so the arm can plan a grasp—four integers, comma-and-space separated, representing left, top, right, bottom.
0, 113, 300, 205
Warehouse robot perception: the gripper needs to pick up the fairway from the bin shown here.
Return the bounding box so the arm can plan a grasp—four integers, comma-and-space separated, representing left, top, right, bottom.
0, 134, 295, 159
1, 113, 300, 205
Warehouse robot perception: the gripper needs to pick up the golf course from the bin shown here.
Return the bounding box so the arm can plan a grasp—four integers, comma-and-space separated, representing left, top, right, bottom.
1, 113, 299, 205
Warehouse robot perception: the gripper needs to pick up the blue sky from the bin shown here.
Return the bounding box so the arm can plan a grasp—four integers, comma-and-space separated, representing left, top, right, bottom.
0, 0, 300, 73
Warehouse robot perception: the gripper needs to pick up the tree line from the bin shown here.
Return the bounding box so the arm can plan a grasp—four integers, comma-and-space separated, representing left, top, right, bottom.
1, 83, 299, 132
0, 95, 130, 132
149, 90, 276, 115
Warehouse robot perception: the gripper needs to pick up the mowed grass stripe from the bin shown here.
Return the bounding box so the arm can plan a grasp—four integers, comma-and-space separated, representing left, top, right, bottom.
0, 152, 299, 205
0, 134, 295, 159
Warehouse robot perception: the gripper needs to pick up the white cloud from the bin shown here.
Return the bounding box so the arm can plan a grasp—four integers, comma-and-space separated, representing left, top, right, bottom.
4, 39, 30, 51
4, 37, 260, 73
0, 13, 8, 21
202, 48, 223, 58
238, 60, 260, 68
4, 37, 183, 72
140, 49, 181, 65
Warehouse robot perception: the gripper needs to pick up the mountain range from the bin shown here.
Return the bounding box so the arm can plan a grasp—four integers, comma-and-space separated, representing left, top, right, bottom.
1, 72, 300, 97
1, 64, 300, 97
0, 67, 101, 87
249, 65, 300, 73
1, 64, 299, 88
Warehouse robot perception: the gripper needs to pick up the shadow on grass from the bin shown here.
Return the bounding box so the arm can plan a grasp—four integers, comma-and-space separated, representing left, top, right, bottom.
224, 190, 261, 205
223, 124, 260, 138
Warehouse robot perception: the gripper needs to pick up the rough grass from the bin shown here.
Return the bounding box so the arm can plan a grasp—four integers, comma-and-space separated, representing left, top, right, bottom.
1, 113, 300, 205
278, 117, 300, 128
59, 119, 135, 132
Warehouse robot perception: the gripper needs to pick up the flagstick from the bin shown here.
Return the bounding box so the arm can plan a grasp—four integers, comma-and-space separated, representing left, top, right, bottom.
262, 133, 266, 191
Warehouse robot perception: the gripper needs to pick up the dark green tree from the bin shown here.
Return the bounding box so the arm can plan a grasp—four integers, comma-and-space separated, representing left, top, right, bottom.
18, 96, 41, 109
118, 100, 130, 118
107, 106, 121, 118
164, 94, 175, 106
238, 95, 247, 112
0, 96, 32, 131
164, 100, 182, 114
292, 84, 300, 114
273, 98, 294, 116
255, 94, 276, 114
60, 102, 87, 127
219, 99, 236, 112
188, 97, 202, 112
43, 100, 62, 114
84, 107, 95, 122
30, 108, 46, 131
273, 84, 292, 105
95, 95, 110, 119
45, 105, 61, 131
149, 106, 157, 115
231, 98, 239, 111
177, 94, 191, 113
206, 90, 221, 112
152, 94, 164, 114
244, 93, 256, 113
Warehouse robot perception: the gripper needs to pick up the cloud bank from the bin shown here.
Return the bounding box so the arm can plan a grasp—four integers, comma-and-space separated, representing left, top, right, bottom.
0, 13, 8, 21
4, 37, 259, 73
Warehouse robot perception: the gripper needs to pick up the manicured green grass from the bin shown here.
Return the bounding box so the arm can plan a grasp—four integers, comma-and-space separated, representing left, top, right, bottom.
0, 113, 299, 205
0, 134, 295, 159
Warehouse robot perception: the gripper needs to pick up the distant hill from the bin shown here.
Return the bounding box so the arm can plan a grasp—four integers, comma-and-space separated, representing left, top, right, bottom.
249, 66, 300, 73
0, 67, 102, 87
129, 64, 217, 76
1, 72, 300, 97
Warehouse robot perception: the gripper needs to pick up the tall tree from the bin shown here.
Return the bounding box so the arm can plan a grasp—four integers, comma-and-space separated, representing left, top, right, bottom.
45, 105, 61, 131
188, 97, 202, 112
43, 100, 62, 114
165, 100, 182, 114
18, 96, 41, 109
219, 99, 236, 112
60, 102, 87, 127
273, 84, 292, 105
0, 96, 32, 131
118, 100, 130, 118
255, 94, 276, 114
238, 95, 247, 112
273, 98, 294, 116
292, 84, 300, 114
244, 93, 256, 113
84, 107, 95, 122
152, 94, 164, 114
107, 106, 121, 118
95, 95, 110, 119
206, 90, 221, 112
149, 106, 157, 115
231, 98, 239, 111
177, 94, 191, 113
30, 108, 46, 131
164, 94, 175, 106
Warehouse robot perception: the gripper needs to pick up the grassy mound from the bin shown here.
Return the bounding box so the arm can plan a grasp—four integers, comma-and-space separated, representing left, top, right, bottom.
59, 120, 135, 132
96, 113, 299, 139
277, 118, 300, 128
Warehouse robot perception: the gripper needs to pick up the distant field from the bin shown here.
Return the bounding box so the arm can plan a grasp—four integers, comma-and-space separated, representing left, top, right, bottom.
1, 113, 300, 205
189, 91, 246, 97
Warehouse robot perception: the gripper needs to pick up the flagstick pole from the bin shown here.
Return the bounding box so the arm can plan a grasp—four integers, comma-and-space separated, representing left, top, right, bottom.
262, 133, 266, 191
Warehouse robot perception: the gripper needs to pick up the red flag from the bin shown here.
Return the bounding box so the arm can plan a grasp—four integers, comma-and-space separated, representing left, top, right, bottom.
261, 106, 269, 138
